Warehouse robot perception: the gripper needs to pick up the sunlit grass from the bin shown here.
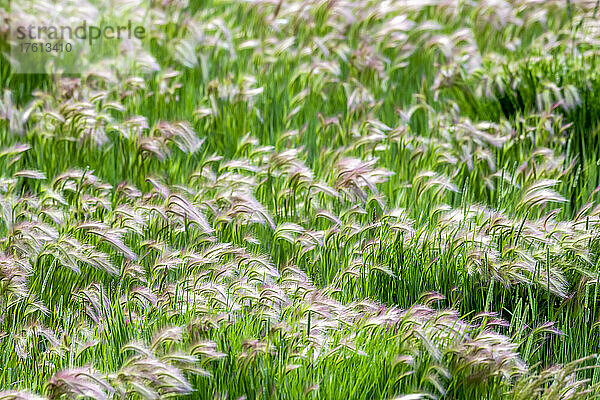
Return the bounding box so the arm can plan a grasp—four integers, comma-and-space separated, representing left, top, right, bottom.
1, 0, 600, 399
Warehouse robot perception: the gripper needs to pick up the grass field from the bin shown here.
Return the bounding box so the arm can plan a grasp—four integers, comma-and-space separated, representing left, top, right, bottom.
2, 0, 600, 398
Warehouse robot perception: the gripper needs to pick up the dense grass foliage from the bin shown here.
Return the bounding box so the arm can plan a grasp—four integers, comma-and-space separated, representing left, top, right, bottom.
2, 0, 600, 399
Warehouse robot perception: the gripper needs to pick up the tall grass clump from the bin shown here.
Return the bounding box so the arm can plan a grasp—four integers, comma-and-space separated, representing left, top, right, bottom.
1, 0, 600, 399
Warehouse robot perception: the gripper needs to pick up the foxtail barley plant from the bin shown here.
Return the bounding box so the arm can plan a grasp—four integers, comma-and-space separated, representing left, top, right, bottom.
2, 0, 600, 399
